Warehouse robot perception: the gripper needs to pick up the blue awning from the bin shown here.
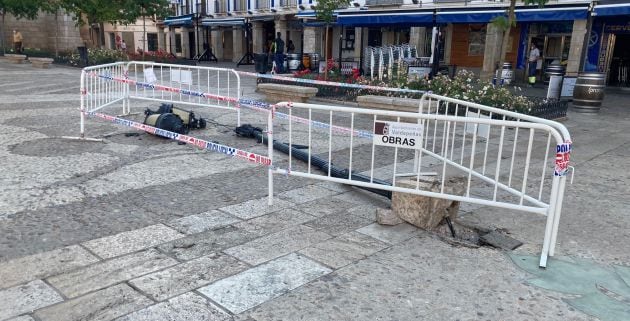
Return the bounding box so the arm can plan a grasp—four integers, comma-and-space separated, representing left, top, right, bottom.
436, 7, 588, 23
164, 14, 194, 27
296, 10, 339, 18
594, 3, 630, 16
337, 11, 433, 27
516, 7, 588, 21
201, 18, 245, 27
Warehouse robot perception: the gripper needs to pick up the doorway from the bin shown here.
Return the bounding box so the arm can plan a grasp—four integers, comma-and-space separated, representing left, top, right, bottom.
189, 32, 196, 59
608, 34, 630, 87
367, 28, 382, 47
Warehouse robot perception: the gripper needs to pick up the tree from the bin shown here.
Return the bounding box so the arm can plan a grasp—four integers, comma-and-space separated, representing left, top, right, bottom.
58, 0, 170, 49
0, 0, 44, 54
314, 0, 350, 80
492, 0, 548, 83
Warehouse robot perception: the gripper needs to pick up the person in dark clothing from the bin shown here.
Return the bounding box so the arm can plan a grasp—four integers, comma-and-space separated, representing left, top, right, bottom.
287, 40, 295, 54
273, 32, 285, 73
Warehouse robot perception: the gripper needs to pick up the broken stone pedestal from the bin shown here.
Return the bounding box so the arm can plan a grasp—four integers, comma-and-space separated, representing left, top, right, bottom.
390, 176, 466, 229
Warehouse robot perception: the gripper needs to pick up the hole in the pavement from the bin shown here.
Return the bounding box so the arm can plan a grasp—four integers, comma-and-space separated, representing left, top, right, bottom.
431, 218, 523, 250
8, 137, 106, 157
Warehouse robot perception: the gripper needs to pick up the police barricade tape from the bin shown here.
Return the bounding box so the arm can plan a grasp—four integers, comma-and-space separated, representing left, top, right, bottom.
86, 72, 373, 139
237, 71, 427, 95
85, 111, 272, 167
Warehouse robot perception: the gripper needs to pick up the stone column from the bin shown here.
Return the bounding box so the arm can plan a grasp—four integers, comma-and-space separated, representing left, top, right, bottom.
168, 28, 177, 54
480, 23, 503, 81
275, 18, 287, 41
303, 26, 317, 53
443, 24, 453, 64
157, 27, 165, 51
354, 27, 363, 62
232, 28, 244, 62
252, 21, 264, 54
211, 29, 223, 61
181, 27, 190, 58
566, 19, 588, 77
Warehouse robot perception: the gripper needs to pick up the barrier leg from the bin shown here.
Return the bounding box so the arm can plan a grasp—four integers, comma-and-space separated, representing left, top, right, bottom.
539, 176, 560, 268
548, 176, 567, 256
267, 110, 274, 206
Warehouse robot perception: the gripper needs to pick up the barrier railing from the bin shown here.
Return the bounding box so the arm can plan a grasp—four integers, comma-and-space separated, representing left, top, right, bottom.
418, 93, 572, 268
77, 63, 572, 268
269, 99, 571, 268
79, 62, 129, 139
125, 61, 241, 123
78, 61, 241, 139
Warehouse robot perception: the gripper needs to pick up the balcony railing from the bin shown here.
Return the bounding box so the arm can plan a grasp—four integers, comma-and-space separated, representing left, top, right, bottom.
366, 0, 404, 5
279, 0, 298, 8
256, 0, 270, 10
215, 0, 227, 13
234, 0, 247, 11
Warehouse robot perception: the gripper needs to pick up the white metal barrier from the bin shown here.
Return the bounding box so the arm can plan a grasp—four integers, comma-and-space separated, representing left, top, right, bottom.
78, 61, 241, 138
269, 96, 571, 268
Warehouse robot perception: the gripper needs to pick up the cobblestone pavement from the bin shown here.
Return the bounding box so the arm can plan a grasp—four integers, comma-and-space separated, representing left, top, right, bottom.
1, 59, 628, 321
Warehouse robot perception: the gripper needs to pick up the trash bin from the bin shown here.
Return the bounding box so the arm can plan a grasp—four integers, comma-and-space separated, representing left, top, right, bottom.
77, 46, 88, 67
254, 53, 268, 74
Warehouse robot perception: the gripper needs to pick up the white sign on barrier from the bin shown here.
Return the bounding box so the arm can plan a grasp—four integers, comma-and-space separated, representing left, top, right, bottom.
373, 121, 423, 149
464, 111, 490, 139
171, 69, 192, 85
144, 68, 157, 84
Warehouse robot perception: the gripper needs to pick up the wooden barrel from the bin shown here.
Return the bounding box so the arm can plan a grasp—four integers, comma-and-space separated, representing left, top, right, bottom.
572, 72, 606, 113
302, 54, 310, 70
544, 64, 565, 84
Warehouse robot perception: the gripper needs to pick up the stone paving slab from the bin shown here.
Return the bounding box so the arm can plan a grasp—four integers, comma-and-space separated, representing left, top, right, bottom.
303, 211, 374, 236
198, 253, 331, 314
233, 208, 316, 236
356, 223, 420, 244
299, 232, 389, 269
277, 185, 338, 204
219, 197, 294, 220
157, 226, 262, 262
129, 253, 249, 301
46, 249, 178, 298
166, 210, 241, 235
6, 316, 35, 321
0, 245, 100, 289
114, 292, 231, 321
34, 284, 153, 321
0, 280, 64, 321
82, 224, 184, 259
292, 197, 356, 218
224, 225, 332, 265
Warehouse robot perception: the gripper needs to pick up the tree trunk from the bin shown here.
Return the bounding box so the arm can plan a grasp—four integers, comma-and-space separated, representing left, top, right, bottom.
496, 0, 516, 85
1, 11, 5, 55
54, 10, 59, 57
324, 24, 329, 81
143, 12, 146, 60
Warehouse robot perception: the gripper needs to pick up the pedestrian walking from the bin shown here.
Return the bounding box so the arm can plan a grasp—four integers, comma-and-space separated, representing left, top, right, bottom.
13, 29, 23, 54
273, 32, 285, 73
120, 40, 127, 53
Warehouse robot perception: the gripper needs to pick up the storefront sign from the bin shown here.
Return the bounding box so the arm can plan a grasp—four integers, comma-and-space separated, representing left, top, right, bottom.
373, 121, 423, 150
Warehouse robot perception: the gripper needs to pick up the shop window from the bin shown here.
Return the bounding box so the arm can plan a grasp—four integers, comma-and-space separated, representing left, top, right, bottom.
344, 28, 355, 50
147, 33, 158, 51
468, 25, 486, 56
175, 34, 182, 53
